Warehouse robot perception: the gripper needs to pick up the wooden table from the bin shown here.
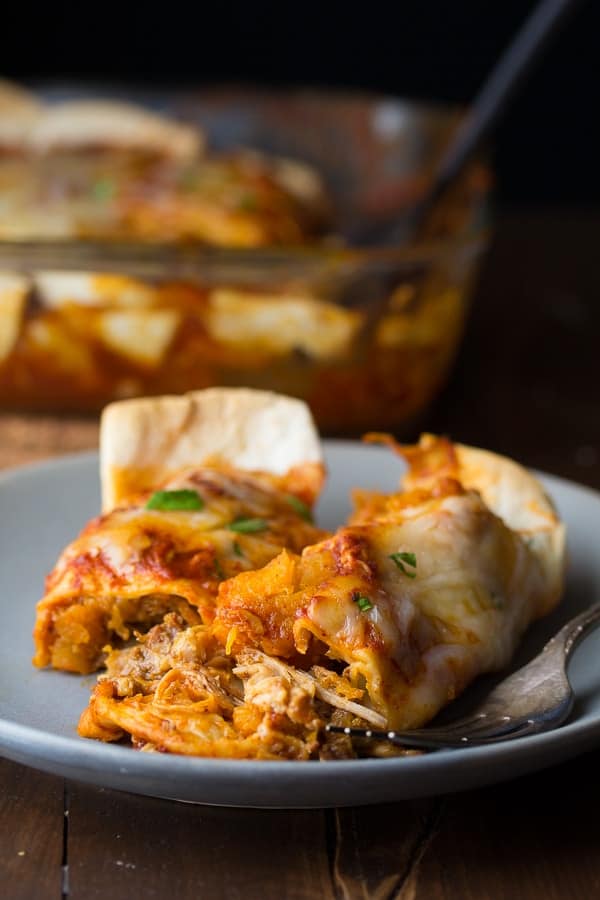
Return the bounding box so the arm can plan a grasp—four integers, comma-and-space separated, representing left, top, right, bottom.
1, 211, 599, 899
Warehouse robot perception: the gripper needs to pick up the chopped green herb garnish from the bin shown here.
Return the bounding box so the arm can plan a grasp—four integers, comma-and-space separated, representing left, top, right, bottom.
286, 495, 313, 523
92, 177, 116, 201
214, 557, 225, 580
353, 592, 374, 613
179, 169, 201, 191
232, 540, 244, 558
227, 517, 268, 534
237, 192, 258, 212
389, 551, 417, 578
146, 489, 204, 511
489, 590, 505, 610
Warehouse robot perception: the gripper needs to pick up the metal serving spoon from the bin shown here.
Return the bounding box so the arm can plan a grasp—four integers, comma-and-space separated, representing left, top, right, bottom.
326, 603, 600, 751
334, 0, 583, 319
355, 0, 583, 248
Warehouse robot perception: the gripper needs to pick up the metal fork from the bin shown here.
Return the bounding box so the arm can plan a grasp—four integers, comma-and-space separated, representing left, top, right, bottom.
326, 603, 600, 750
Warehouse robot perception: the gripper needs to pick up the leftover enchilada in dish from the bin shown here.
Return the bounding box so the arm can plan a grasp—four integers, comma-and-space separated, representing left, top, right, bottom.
0, 80, 329, 245
0, 81, 485, 432
0, 82, 352, 417
33, 389, 566, 759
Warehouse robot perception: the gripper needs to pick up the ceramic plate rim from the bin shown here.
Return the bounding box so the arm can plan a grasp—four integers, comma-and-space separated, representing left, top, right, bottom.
1, 443, 599, 807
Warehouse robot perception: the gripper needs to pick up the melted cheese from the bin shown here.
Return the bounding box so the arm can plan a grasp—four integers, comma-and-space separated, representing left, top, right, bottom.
0, 272, 29, 362
58, 430, 567, 756
206, 289, 361, 359
215, 461, 564, 730
25, 318, 96, 376
97, 309, 181, 367
33, 466, 325, 673
34, 272, 157, 309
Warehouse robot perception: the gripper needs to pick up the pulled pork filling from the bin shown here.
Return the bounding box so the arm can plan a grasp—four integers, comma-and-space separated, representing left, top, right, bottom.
33, 464, 325, 674
39, 593, 202, 674
78, 613, 400, 760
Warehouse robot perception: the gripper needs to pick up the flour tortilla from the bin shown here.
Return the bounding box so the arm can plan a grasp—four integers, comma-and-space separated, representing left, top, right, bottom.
0, 80, 43, 148
402, 435, 566, 617
0, 271, 30, 361
100, 388, 324, 511
27, 99, 203, 159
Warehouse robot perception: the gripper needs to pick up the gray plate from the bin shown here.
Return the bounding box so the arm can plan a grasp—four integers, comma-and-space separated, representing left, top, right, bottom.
1, 442, 599, 808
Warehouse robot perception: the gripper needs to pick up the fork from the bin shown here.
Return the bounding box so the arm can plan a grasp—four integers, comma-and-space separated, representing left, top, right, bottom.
325, 603, 600, 751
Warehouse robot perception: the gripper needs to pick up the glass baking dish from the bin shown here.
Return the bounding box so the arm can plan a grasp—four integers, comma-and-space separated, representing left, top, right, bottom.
0, 85, 490, 435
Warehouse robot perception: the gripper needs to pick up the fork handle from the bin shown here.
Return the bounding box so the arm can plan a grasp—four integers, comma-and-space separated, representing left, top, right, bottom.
545, 602, 600, 661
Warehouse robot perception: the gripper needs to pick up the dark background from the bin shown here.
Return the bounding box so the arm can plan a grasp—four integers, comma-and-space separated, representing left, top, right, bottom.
3, 0, 598, 206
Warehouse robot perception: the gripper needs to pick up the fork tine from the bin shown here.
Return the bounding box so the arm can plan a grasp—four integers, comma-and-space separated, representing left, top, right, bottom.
324, 604, 600, 753
325, 724, 475, 750
325, 716, 544, 750
424, 711, 519, 738
455, 718, 546, 745
325, 712, 520, 744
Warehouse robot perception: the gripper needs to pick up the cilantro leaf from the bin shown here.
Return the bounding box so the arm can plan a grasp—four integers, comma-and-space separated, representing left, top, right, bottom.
92, 177, 116, 201
352, 592, 374, 613
389, 551, 417, 578
237, 192, 257, 212
227, 517, 268, 534
286, 495, 313, 523
146, 489, 204, 511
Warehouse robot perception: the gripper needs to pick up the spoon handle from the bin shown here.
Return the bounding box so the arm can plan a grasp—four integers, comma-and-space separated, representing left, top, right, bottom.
429, 0, 583, 210
365, 0, 583, 246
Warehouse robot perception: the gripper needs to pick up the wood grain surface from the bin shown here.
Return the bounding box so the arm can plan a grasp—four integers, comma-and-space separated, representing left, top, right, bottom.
1, 212, 599, 899
0, 414, 98, 470
66, 783, 336, 900
0, 758, 65, 899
